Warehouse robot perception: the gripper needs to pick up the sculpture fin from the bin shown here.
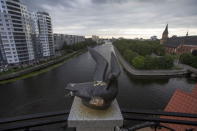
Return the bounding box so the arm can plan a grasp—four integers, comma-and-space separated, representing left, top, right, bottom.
88, 48, 108, 81
108, 52, 121, 80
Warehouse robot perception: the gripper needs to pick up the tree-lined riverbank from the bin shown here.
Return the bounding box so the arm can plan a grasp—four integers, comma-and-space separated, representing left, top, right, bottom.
0, 51, 84, 84
114, 46, 188, 78
0, 39, 98, 84
113, 39, 175, 70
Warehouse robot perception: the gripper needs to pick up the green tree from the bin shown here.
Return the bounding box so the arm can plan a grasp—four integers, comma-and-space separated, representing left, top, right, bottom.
123, 50, 138, 64
180, 53, 193, 65
132, 56, 145, 69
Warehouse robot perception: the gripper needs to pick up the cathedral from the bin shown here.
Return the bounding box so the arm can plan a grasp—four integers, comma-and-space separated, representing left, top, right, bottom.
160, 24, 197, 54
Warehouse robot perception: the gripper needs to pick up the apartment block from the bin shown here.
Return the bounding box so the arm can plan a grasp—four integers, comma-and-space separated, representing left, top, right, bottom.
0, 0, 55, 65
54, 34, 85, 51
0, 34, 6, 65
37, 12, 54, 57
29, 12, 41, 59
0, 0, 34, 64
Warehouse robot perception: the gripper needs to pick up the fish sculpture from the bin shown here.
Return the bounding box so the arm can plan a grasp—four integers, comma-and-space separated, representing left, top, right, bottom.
65, 47, 121, 110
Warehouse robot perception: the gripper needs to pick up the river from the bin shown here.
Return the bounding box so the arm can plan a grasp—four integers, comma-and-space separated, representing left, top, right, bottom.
0, 43, 196, 118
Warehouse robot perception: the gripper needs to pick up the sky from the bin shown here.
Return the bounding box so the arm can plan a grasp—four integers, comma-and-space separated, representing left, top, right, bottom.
22, 0, 197, 39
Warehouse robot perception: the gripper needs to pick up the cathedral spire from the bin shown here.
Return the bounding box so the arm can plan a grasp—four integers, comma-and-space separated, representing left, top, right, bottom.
163, 24, 168, 35
186, 31, 189, 36
160, 24, 169, 44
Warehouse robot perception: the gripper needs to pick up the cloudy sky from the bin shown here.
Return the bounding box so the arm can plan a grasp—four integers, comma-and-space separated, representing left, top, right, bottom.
22, 0, 197, 38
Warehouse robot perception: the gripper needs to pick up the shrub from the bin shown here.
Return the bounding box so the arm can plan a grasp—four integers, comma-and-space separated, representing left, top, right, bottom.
192, 50, 197, 56
180, 53, 193, 65
180, 53, 197, 68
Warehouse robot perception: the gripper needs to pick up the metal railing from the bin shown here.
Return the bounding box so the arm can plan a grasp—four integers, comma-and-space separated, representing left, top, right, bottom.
0, 109, 196, 131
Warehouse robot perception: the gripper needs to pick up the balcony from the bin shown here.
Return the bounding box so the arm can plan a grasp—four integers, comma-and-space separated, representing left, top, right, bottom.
0, 108, 196, 131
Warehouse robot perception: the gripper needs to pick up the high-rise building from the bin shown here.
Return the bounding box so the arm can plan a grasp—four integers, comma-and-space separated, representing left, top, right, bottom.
0, 0, 55, 64
0, 34, 6, 65
21, 4, 34, 61
30, 12, 41, 59
37, 12, 54, 57
0, 0, 35, 64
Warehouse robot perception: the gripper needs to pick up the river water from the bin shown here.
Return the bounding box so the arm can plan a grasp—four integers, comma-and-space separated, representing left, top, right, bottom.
0, 43, 196, 118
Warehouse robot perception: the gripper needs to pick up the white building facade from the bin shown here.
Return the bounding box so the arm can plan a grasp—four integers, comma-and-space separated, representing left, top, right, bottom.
54, 34, 85, 51
0, 0, 34, 64
0, 0, 55, 65
37, 12, 54, 57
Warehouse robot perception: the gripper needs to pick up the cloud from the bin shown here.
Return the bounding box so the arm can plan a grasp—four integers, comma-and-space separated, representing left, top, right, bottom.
21, 0, 197, 38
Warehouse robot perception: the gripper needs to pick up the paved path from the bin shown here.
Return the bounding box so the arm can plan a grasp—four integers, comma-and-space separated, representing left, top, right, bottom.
114, 47, 188, 77
178, 63, 197, 74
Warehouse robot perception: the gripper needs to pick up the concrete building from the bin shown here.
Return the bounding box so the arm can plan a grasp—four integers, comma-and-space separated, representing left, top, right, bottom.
92, 35, 100, 43
150, 36, 158, 41
0, 34, 6, 65
160, 24, 197, 54
30, 12, 41, 59
54, 34, 85, 51
21, 4, 34, 61
37, 12, 54, 57
0, 0, 35, 64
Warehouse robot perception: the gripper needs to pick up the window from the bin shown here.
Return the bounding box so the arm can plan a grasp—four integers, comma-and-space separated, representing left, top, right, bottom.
5, 48, 10, 51
6, 52, 11, 55
2, 36, 7, 39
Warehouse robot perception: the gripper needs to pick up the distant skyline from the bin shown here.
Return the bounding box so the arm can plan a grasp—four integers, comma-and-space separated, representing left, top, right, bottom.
22, 0, 197, 38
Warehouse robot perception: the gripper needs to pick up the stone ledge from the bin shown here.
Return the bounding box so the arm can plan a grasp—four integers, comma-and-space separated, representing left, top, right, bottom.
68, 97, 123, 128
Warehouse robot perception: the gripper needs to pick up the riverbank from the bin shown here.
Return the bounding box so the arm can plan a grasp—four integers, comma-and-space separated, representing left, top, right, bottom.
114, 46, 189, 78
0, 50, 85, 85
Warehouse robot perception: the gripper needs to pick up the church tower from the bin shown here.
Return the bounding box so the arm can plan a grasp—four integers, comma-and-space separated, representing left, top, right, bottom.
160, 24, 168, 44
186, 31, 189, 37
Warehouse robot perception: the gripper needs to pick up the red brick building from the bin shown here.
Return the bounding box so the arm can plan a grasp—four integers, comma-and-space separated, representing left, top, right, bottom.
160, 25, 197, 54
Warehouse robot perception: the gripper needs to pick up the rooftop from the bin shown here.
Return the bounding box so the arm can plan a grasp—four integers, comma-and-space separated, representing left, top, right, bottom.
160, 85, 197, 131
164, 36, 197, 48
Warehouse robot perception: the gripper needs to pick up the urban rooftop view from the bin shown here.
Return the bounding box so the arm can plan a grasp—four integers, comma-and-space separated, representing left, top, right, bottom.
0, 0, 197, 131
